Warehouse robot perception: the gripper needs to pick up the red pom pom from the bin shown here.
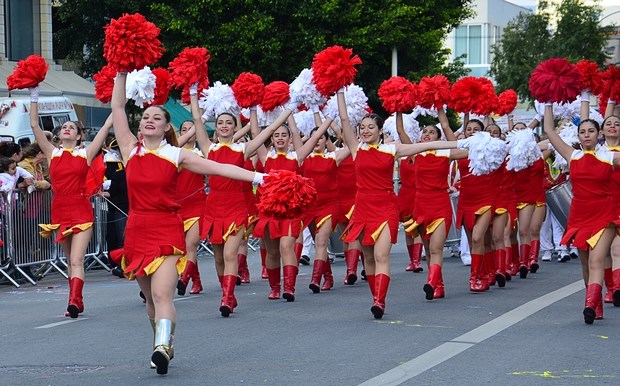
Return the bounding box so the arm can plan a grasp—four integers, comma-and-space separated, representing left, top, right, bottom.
232, 72, 265, 108
575, 59, 602, 95
181, 78, 209, 105
257, 170, 317, 220
528, 58, 580, 103
378, 76, 418, 113
495, 89, 518, 116
418, 75, 451, 109
599, 93, 609, 116
600, 65, 620, 103
260, 81, 290, 112
103, 13, 164, 72
240, 112, 250, 126
311, 45, 363, 97
473, 77, 498, 116
150, 68, 172, 106
93, 64, 117, 103
6, 55, 48, 91
168, 47, 210, 89
449, 76, 482, 113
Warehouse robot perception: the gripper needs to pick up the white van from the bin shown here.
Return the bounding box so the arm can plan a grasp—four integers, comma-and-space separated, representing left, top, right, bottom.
0, 96, 79, 147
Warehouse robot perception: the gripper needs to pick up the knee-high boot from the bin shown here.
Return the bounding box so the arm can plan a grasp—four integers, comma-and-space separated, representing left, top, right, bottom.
504, 246, 512, 281
584, 283, 602, 325
282, 265, 299, 302
238, 253, 250, 284
189, 260, 203, 294
177, 261, 193, 296
494, 249, 507, 288
371, 273, 390, 319
321, 259, 334, 291
519, 244, 530, 279
469, 254, 485, 292
604, 268, 614, 303
433, 265, 445, 299
309, 259, 326, 293
294, 242, 303, 265
219, 275, 237, 317
267, 267, 281, 299
151, 319, 174, 375
260, 247, 268, 279
423, 264, 441, 300
344, 249, 360, 285
483, 251, 495, 288
612, 269, 620, 307
405, 243, 423, 272
67, 277, 84, 318
366, 274, 376, 298
510, 243, 521, 277
529, 239, 540, 273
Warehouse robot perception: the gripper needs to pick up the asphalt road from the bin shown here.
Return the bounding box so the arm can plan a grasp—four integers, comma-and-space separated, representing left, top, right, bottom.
1, 234, 618, 386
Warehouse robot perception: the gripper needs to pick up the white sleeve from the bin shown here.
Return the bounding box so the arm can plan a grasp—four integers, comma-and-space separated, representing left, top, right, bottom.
16, 166, 34, 179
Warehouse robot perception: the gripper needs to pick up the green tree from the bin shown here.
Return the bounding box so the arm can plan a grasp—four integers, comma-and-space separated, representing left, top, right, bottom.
490, 0, 609, 101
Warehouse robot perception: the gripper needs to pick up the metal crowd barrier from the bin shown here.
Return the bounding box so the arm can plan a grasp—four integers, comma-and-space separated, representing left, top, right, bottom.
0, 190, 110, 288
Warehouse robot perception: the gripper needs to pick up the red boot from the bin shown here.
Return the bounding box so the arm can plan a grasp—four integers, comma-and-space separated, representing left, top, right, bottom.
494, 249, 507, 288
604, 268, 614, 303
509, 243, 520, 277
519, 244, 530, 279
238, 254, 250, 284
294, 243, 303, 265
189, 261, 203, 294
66, 277, 84, 318
267, 268, 281, 299
405, 243, 423, 272
584, 283, 602, 324
371, 274, 390, 319
344, 249, 360, 285
321, 259, 334, 291
504, 246, 512, 281
433, 265, 445, 299
309, 259, 326, 293
177, 261, 193, 296
423, 264, 441, 300
260, 248, 268, 279
612, 269, 620, 307
469, 254, 485, 292
529, 239, 540, 274
282, 265, 299, 302
219, 275, 237, 317
484, 251, 495, 288
366, 274, 376, 298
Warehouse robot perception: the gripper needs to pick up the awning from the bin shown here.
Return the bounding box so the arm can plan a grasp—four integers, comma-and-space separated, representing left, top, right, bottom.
0, 62, 107, 108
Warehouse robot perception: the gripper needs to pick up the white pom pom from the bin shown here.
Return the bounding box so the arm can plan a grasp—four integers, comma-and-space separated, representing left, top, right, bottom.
549, 122, 579, 171
505, 128, 542, 171
199, 81, 240, 120
294, 110, 318, 137
289, 69, 327, 109
588, 108, 604, 125
323, 84, 368, 127
412, 105, 438, 118
125, 66, 156, 107
383, 113, 420, 143
457, 132, 507, 175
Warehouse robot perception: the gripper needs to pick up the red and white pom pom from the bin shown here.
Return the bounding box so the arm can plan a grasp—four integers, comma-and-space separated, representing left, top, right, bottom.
311, 45, 362, 97
457, 131, 507, 175
103, 13, 164, 72
495, 89, 518, 116
150, 68, 172, 106
6, 55, 48, 91
261, 81, 290, 112
290, 68, 327, 108
575, 59, 602, 94
93, 64, 117, 103
322, 84, 368, 126
528, 58, 581, 104
418, 75, 451, 110
505, 128, 542, 171
126, 67, 156, 107
293, 110, 318, 137
548, 121, 579, 171
378, 76, 418, 114
181, 78, 209, 105
232, 72, 265, 108
199, 81, 239, 120
382, 113, 421, 143
257, 170, 317, 220
168, 47, 210, 90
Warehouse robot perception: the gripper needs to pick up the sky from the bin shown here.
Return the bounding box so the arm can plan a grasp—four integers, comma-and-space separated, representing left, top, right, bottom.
508, 0, 620, 8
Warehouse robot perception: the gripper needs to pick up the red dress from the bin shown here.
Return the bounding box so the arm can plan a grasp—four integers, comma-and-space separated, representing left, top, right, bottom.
408, 150, 452, 239
39, 147, 93, 242
253, 150, 303, 239
495, 161, 518, 228
242, 157, 259, 230
121, 141, 186, 279
561, 148, 620, 250
514, 157, 546, 209
455, 158, 499, 230
342, 143, 398, 245
397, 157, 416, 222
202, 142, 248, 244
337, 154, 356, 224
604, 143, 620, 218
300, 151, 340, 230
176, 147, 207, 234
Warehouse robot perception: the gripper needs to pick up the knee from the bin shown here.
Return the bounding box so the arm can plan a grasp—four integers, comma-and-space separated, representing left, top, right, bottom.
314, 236, 328, 250
150, 287, 172, 307
373, 252, 390, 264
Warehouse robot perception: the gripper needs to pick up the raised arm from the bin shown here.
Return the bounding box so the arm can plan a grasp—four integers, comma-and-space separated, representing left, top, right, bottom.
111, 73, 138, 160
29, 88, 56, 158
338, 91, 358, 158
395, 140, 458, 158
543, 104, 574, 162
179, 149, 258, 182
177, 125, 196, 147
244, 107, 293, 160
189, 87, 212, 154
580, 91, 590, 121
287, 114, 304, 151
437, 107, 457, 141
295, 117, 334, 162
605, 99, 616, 119
233, 122, 251, 142
86, 113, 113, 162
396, 112, 413, 144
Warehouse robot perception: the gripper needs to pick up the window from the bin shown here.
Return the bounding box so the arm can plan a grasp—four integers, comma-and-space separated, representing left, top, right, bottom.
5, 0, 41, 61
454, 25, 483, 65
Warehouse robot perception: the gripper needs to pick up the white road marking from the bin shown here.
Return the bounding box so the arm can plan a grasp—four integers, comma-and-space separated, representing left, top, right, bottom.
358, 280, 584, 386
35, 318, 89, 329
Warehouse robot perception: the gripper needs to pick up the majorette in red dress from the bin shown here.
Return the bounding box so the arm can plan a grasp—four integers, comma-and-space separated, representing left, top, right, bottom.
494, 161, 518, 228
176, 147, 206, 234
397, 156, 416, 223
336, 154, 356, 224
342, 143, 398, 245
604, 143, 620, 218
39, 147, 94, 242
455, 158, 501, 230
121, 141, 186, 279
300, 151, 341, 230
253, 149, 303, 239
513, 157, 546, 209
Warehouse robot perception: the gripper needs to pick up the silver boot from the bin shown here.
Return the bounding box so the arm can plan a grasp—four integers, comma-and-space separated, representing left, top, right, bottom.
151, 319, 174, 375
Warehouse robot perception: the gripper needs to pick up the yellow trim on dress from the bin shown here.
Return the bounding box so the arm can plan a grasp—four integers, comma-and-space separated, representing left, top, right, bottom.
183, 217, 200, 232
144, 248, 187, 276
316, 214, 332, 230
38, 223, 60, 238
587, 228, 605, 249
516, 203, 529, 210
371, 221, 389, 241
345, 205, 355, 220
223, 222, 244, 242
495, 208, 508, 215
475, 205, 492, 216
535, 202, 546, 207
426, 218, 445, 235
61, 222, 93, 238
